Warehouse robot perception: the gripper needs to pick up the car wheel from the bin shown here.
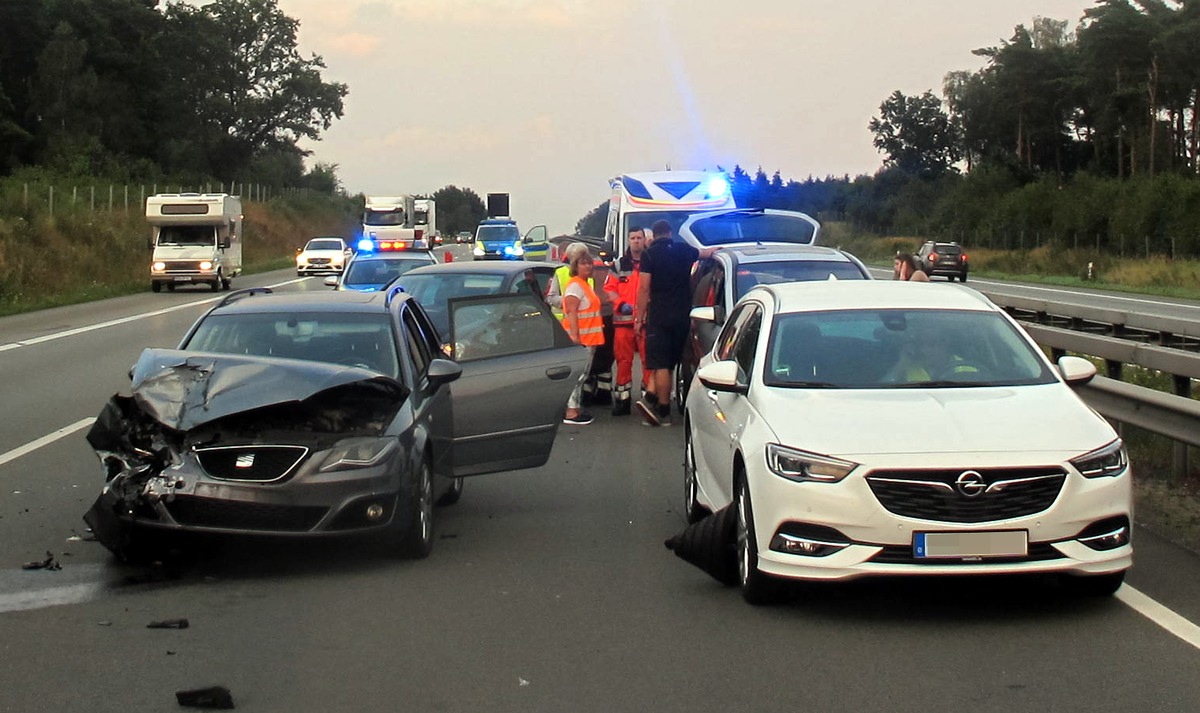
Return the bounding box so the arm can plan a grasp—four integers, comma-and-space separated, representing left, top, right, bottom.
392, 458, 435, 559
674, 364, 688, 415
221, 276, 232, 291
1061, 571, 1125, 597
151, 281, 162, 293
960, 273, 967, 282
683, 424, 707, 523
736, 474, 781, 605
437, 476, 464, 507
210, 275, 221, 292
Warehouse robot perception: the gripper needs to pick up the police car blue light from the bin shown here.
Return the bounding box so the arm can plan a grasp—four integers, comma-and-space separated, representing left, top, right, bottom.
357, 238, 375, 252
706, 177, 729, 199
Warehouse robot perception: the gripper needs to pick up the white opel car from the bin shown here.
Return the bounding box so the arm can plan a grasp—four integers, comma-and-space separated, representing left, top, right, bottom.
683, 281, 1132, 604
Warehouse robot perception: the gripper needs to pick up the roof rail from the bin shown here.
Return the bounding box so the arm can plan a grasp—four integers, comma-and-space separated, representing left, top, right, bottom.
216, 287, 273, 308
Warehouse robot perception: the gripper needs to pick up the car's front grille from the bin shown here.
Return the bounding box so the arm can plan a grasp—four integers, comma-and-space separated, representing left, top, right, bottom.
165, 497, 327, 532
868, 541, 1064, 565
163, 261, 202, 273
865, 467, 1066, 523
308, 257, 331, 265
195, 445, 309, 482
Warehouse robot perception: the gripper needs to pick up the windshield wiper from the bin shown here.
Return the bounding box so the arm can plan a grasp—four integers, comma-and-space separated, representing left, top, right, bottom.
781, 380, 839, 388
889, 380, 989, 389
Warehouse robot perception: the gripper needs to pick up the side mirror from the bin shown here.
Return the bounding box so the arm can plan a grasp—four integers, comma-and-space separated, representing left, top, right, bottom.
696, 360, 748, 394
427, 358, 463, 388
219, 238, 231, 249
295, 247, 303, 254
689, 306, 717, 323
1057, 355, 1097, 386
147, 238, 153, 251
323, 276, 339, 288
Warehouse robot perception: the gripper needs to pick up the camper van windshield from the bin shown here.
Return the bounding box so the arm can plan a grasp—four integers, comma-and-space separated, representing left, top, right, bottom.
158, 225, 216, 247
414, 209, 429, 225
364, 210, 406, 226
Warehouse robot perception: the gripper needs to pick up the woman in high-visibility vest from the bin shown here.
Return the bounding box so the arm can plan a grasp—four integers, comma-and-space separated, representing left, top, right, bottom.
562, 249, 605, 425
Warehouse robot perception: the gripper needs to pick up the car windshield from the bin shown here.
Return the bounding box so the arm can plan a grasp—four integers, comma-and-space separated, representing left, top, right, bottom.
478, 225, 519, 242
363, 210, 406, 226
306, 239, 343, 251
394, 272, 508, 334
734, 260, 866, 300
764, 309, 1055, 389
185, 312, 400, 377
157, 225, 216, 247
689, 212, 817, 247
343, 258, 428, 289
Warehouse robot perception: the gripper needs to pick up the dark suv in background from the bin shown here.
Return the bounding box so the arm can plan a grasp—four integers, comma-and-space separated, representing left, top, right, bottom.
917, 241, 968, 281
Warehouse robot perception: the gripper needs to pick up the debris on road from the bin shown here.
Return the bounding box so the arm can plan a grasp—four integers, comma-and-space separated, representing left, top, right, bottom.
664, 505, 738, 586
175, 686, 235, 709
148, 618, 190, 629
21, 551, 63, 571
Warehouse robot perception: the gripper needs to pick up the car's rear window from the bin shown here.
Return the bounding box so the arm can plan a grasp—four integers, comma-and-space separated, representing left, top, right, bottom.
734, 260, 866, 300
185, 312, 399, 377
764, 309, 1054, 389
344, 258, 430, 288
306, 239, 343, 251
933, 244, 962, 255
689, 213, 817, 247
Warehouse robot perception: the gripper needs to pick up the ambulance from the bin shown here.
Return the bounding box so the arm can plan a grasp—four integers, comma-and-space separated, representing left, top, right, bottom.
603, 170, 735, 258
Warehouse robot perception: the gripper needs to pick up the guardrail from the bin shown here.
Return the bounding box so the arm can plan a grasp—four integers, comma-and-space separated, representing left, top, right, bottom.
980, 290, 1199, 478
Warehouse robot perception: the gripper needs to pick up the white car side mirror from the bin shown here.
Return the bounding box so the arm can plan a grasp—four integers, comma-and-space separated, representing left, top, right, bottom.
696, 360, 747, 394
690, 306, 717, 323
1057, 355, 1096, 386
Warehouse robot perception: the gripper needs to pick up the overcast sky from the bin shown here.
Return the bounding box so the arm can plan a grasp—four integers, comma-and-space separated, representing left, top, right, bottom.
279, 0, 1099, 235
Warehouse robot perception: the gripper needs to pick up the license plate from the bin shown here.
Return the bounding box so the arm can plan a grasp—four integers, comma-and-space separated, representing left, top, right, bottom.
173, 276, 193, 282
914, 530, 1027, 559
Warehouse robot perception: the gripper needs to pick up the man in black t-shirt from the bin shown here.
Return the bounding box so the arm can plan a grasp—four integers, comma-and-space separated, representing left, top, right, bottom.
633, 220, 714, 426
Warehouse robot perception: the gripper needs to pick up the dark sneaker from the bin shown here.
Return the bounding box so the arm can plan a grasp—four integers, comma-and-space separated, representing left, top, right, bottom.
612, 399, 631, 416
635, 400, 661, 427
657, 406, 673, 427
563, 411, 593, 425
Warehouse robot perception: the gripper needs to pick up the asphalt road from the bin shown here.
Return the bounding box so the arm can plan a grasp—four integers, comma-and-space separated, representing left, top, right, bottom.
1, 268, 1199, 712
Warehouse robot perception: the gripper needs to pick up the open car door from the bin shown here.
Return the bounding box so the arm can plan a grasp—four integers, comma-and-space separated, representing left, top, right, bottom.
522, 224, 549, 262
444, 292, 588, 476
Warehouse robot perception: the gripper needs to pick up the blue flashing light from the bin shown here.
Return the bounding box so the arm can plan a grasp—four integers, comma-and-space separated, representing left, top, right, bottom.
706, 177, 729, 199
357, 238, 376, 252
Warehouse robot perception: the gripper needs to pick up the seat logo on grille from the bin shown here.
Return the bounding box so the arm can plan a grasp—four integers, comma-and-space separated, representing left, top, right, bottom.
955, 470, 987, 497
235, 453, 256, 469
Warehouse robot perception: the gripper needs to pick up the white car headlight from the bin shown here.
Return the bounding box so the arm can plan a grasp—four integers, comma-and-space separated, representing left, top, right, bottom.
766, 444, 858, 483
319, 438, 396, 472
199, 261, 213, 270
1070, 439, 1127, 478
152, 262, 166, 272
473, 244, 485, 256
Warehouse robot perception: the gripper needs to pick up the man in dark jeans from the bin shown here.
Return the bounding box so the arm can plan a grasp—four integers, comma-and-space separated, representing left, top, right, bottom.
633, 220, 715, 426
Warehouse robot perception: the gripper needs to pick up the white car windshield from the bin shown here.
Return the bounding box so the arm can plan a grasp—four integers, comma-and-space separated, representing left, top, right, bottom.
764, 309, 1055, 389
306, 239, 343, 251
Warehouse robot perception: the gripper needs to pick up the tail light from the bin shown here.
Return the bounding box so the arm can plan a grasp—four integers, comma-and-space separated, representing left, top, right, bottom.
929, 252, 939, 263
961, 253, 968, 262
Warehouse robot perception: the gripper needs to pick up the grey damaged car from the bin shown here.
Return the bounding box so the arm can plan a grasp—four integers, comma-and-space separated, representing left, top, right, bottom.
84, 287, 588, 561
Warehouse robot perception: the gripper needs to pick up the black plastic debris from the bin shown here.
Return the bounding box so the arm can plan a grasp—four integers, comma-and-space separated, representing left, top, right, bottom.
664, 505, 739, 586
175, 686, 235, 709
21, 551, 63, 571
148, 618, 190, 629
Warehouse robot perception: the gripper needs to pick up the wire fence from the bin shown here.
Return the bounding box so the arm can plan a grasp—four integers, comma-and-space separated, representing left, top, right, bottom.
0, 180, 319, 217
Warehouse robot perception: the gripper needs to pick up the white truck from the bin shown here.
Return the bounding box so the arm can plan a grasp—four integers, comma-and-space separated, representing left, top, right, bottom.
147, 193, 243, 293
413, 198, 439, 245
361, 195, 430, 250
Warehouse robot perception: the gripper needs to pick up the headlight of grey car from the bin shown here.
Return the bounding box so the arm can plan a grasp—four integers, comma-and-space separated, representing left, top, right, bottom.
319, 438, 397, 472
1070, 439, 1127, 478
766, 444, 858, 483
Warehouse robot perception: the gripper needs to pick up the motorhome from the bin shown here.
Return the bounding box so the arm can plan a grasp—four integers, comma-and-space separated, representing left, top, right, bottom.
604, 170, 736, 258
146, 193, 243, 293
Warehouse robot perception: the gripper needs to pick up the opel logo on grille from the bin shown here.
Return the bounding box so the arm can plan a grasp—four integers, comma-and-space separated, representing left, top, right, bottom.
235, 453, 256, 469
955, 470, 987, 497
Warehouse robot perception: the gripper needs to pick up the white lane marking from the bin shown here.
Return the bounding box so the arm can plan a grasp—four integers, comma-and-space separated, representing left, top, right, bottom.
0, 277, 310, 352
1118, 585, 1200, 650
0, 418, 96, 469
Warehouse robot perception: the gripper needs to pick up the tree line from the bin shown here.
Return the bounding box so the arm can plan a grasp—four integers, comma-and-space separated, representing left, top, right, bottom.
0, 0, 346, 190
577, 3, 1200, 259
